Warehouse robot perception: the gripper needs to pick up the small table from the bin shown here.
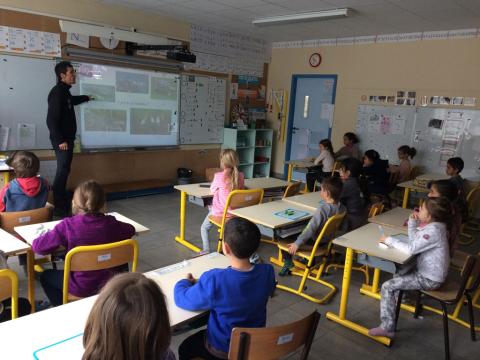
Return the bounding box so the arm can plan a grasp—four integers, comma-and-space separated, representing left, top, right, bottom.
173, 178, 290, 253
14, 212, 149, 246
283, 191, 322, 211
0, 253, 230, 359
325, 223, 411, 346
368, 207, 411, 231
285, 159, 315, 182
0, 228, 35, 313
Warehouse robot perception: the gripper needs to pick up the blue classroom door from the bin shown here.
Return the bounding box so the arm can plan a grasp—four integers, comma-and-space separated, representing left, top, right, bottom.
285, 75, 337, 181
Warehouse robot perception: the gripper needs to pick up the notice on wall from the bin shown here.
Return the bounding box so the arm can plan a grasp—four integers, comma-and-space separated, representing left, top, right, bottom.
0, 126, 10, 151
8, 27, 26, 52
0, 26, 8, 50
26, 30, 43, 54
17, 123, 36, 149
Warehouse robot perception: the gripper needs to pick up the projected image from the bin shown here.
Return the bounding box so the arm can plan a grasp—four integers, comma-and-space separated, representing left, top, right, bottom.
81, 84, 115, 102
84, 109, 127, 132
116, 71, 149, 94
130, 108, 172, 135
151, 77, 178, 101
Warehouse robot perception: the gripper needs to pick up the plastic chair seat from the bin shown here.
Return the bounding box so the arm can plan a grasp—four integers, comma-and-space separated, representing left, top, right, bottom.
423, 281, 463, 303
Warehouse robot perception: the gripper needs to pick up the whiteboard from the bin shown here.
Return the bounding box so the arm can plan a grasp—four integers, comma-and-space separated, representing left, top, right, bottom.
0, 54, 56, 150
415, 107, 480, 178
356, 105, 480, 179
179, 74, 226, 144
356, 105, 416, 164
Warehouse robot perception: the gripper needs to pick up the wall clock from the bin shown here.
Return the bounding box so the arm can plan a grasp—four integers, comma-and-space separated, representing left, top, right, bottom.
309, 52, 322, 67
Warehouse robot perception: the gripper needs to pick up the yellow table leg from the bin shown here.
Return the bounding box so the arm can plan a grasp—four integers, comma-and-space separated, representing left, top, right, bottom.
287, 164, 293, 182
174, 191, 201, 253
2, 171, 10, 185
26, 250, 35, 313
402, 187, 410, 208
371, 268, 381, 293
326, 248, 392, 346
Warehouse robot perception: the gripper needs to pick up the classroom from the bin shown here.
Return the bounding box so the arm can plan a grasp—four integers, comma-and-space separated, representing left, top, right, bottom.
0, 0, 479, 359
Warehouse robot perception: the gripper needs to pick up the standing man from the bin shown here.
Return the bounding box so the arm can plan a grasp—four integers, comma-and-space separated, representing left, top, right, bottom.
46, 61, 90, 217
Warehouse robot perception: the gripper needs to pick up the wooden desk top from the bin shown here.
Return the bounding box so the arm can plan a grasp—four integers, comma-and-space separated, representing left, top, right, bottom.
0, 253, 230, 358
396, 180, 428, 192
229, 199, 313, 229
332, 223, 410, 264
174, 177, 290, 198
0, 228, 30, 255
283, 192, 322, 211
14, 212, 149, 245
368, 207, 412, 231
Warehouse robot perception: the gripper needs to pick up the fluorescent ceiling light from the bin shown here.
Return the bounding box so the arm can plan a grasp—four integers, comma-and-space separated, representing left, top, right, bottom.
252, 8, 350, 26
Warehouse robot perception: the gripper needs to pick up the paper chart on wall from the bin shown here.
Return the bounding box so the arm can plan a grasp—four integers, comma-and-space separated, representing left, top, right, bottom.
0, 127, 10, 151
17, 124, 36, 149
26, 30, 43, 54
8, 27, 26, 52
0, 26, 8, 50
368, 113, 380, 133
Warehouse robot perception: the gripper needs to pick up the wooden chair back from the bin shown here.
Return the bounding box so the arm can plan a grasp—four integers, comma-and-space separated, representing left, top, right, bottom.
229, 311, 320, 360
332, 161, 342, 175
0, 207, 52, 235
63, 239, 138, 304
368, 202, 385, 218
0, 269, 18, 319
283, 182, 302, 198
409, 166, 420, 180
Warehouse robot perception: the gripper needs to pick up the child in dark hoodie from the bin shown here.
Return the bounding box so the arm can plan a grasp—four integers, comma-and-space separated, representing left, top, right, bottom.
0, 151, 48, 212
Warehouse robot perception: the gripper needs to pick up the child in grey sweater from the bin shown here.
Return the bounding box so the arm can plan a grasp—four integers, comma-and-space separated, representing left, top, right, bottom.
279, 177, 346, 276
369, 197, 451, 338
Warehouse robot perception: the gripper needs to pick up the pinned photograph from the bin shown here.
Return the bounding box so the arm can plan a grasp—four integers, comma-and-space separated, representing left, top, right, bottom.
430, 96, 440, 105
452, 97, 464, 106
428, 118, 444, 130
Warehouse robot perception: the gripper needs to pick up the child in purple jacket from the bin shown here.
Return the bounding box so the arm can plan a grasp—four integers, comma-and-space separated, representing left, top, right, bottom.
32, 180, 135, 306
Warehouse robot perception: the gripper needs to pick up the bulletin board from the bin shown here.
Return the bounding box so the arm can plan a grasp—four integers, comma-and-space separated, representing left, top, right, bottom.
179, 74, 226, 144
356, 105, 417, 163
356, 105, 480, 178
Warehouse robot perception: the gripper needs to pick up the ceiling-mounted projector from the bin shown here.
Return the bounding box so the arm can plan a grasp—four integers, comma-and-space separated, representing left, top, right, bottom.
126, 43, 196, 63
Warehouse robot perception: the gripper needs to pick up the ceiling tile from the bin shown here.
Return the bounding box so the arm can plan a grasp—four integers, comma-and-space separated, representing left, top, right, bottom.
180, 0, 233, 12
211, 0, 267, 8
455, 0, 480, 14
388, 0, 464, 13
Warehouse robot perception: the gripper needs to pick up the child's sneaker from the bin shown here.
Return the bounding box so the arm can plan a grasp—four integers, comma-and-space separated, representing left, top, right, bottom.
279, 258, 294, 276
35, 300, 51, 311
368, 326, 395, 339
249, 253, 262, 264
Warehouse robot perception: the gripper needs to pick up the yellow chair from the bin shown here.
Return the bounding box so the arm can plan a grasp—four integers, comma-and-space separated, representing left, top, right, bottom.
282, 182, 302, 198
0, 269, 19, 319
228, 311, 320, 360
332, 161, 342, 176
459, 185, 480, 245
62, 239, 138, 304
275, 212, 346, 304
1, 207, 53, 272
368, 202, 385, 218
209, 189, 264, 253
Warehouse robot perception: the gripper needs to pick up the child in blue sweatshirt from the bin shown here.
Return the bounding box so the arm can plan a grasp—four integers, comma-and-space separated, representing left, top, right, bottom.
174, 218, 276, 360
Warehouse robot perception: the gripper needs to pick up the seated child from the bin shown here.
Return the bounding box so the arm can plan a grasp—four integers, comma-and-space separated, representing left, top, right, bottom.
369, 197, 451, 338
363, 149, 390, 196
428, 179, 465, 254
279, 177, 346, 276
388, 145, 416, 184
335, 132, 361, 160
32, 180, 135, 306
201, 149, 244, 253
83, 272, 175, 360
175, 217, 275, 360
339, 158, 368, 230
0, 151, 48, 212
306, 139, 335, 192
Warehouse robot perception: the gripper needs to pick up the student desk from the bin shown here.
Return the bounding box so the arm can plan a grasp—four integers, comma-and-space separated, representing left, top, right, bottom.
284, 159, 314, 182
0, 228, 35, 313
13, 212, 149, 245
173, 177, 290, 253
397, 174, 448, 208
0, 253, 230, 359
325, 223, 411, 346
283, 191, 322, 211
229, 199, 314, 266
368, 207, 411, 231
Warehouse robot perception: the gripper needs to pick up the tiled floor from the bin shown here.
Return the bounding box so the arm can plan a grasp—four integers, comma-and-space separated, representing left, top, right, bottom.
12, 192, 480, 359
